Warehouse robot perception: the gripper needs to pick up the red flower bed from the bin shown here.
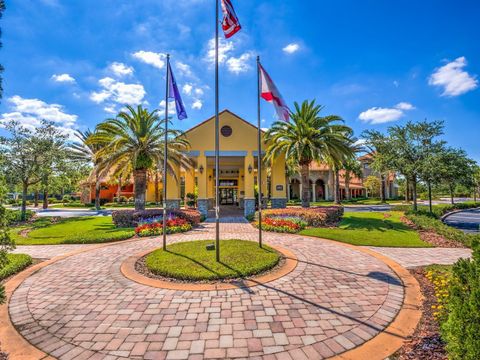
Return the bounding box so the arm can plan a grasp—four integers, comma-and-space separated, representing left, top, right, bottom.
258, 206, 343, 227
135, 218, 192, 237
112, 209, 202, 228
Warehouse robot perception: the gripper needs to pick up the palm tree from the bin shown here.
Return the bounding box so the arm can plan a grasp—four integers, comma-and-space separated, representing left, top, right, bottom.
92, 105, 191, 211
265, 100, 353, 208
342, 158, 363, 201
69, 129, 108, 210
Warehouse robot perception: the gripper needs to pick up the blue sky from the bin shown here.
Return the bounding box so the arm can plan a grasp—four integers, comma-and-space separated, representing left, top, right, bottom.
1, 0, 479, 161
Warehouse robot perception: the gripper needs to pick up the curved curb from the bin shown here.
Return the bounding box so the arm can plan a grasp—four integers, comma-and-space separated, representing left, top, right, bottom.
2, 234, 422, 360
120, 244, 298, 291
440, 206, 480, 221
296, 236, 422, 360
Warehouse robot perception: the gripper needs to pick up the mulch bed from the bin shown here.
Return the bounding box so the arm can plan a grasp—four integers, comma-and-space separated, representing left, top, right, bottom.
392, 268, 447, 360
401, 216, 466, 248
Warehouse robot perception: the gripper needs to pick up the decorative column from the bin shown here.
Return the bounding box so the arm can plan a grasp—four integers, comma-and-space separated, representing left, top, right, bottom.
196, 154, 209, 217
243, 153, 255, 217
166, 162, 181, 209
270, 153, 287, 208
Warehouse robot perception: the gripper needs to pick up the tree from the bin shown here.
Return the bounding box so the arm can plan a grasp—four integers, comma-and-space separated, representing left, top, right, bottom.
92, 105, 191, 211
69, 129, 108, 210
265, 100, 353, 208
472, 164, 480, 202
436, 148, 475, 205
342, 158, 363, 201
364, 176, 381, 197
0, 121, 42, 220
364, 120, 445, 211
36, 122, 68, 209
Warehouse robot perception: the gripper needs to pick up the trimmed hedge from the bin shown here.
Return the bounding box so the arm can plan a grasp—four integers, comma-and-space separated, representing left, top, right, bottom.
112, 208, 202, 228
257, 206, 344, 227
392, 202, 480, 219
406, 213, 479, 247
5, 209, 35, 225
0, 253, 33, 281
441, 241, 480, 359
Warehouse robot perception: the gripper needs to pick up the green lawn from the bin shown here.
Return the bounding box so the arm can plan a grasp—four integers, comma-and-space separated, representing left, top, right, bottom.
145, 240, 280, 281
10, 216, 135, 245
0, 253, 33, 280
300, 211, 430, 247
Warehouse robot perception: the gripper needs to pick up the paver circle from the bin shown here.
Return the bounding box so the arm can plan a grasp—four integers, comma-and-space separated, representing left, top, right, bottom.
9, 222, 407, 359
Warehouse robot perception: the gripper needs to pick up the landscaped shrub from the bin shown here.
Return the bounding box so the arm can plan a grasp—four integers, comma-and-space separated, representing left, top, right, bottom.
5, 209, 35, 225
0, 253, 32, 281
406, 213, 479, 247
392, 202, 480, 219
257, 206, 343, 228
112, 208, 202, 228
441, 241, 480, 359
135, 217, 192, 237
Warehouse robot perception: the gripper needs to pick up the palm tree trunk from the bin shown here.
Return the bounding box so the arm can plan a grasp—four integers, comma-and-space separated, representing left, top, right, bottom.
334, 169, 341, 204
345, 174, 351, 201
134, 168, 147, 211
450, 184, 455, 205
117, 177, 122, 202
428, 180, 433, 214
300, 163, 310, 208
94, 170, 101, 210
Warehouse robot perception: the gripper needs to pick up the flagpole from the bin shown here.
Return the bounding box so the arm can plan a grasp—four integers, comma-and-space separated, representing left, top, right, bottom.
162, 54, 170, 251
257, 56, 263, 248
215, 0, 220, 262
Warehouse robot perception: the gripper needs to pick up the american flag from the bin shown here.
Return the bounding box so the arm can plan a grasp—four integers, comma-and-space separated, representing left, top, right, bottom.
220, 0, 241, 38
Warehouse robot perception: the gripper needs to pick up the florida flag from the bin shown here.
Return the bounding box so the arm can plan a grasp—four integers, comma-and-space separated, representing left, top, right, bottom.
221, 0, 241, 38
259, 63, 290, 122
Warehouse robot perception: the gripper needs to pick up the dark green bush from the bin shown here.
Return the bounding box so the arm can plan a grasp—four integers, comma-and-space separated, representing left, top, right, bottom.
5, 209, 35, 225
441, 241, 480, 359
392, 202, 480, 219
406, 213, 479, 247
0, 253, 32, 280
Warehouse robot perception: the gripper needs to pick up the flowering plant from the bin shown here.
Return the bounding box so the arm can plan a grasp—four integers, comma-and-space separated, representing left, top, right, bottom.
255, 216, 306, 233
135, 217, 192, 237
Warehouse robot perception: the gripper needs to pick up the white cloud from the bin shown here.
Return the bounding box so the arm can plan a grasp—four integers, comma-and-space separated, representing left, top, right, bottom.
159, 100, 176, 115
182, 83, 193, 96
395, 102, 415, 110
195, 88, 204, 96
206, 37, 234, 65
0, 96, 78, 139
283, 43, 300, 54
51, 73, 76, 83
176, 61, 193, 77
132, 50, 167, 70
359, 102, 415, 124
109, 62, 134, 77
192, 99, 203, 110
429, 57, 478, 96
227, 52, 253, 74
103, 105, 117, 114
90, 77, 146, 106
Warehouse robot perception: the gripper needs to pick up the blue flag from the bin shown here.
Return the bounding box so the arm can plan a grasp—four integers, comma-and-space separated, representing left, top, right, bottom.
167, 62, 188, 120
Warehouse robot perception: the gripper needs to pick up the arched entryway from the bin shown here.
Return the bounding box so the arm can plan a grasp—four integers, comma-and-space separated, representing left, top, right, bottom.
289, 179, 301, 200
315, 179, 326, 201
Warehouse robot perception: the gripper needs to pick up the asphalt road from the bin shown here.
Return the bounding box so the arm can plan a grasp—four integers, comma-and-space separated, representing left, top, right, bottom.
443, 208, 480, 233
25, 208, 112, 218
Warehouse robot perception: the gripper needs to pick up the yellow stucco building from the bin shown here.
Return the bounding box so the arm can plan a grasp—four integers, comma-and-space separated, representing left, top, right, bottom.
148, 109, 287, 217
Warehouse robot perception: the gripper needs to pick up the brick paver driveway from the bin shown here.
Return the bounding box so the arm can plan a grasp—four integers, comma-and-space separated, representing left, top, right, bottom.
9, 220, 405, 359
